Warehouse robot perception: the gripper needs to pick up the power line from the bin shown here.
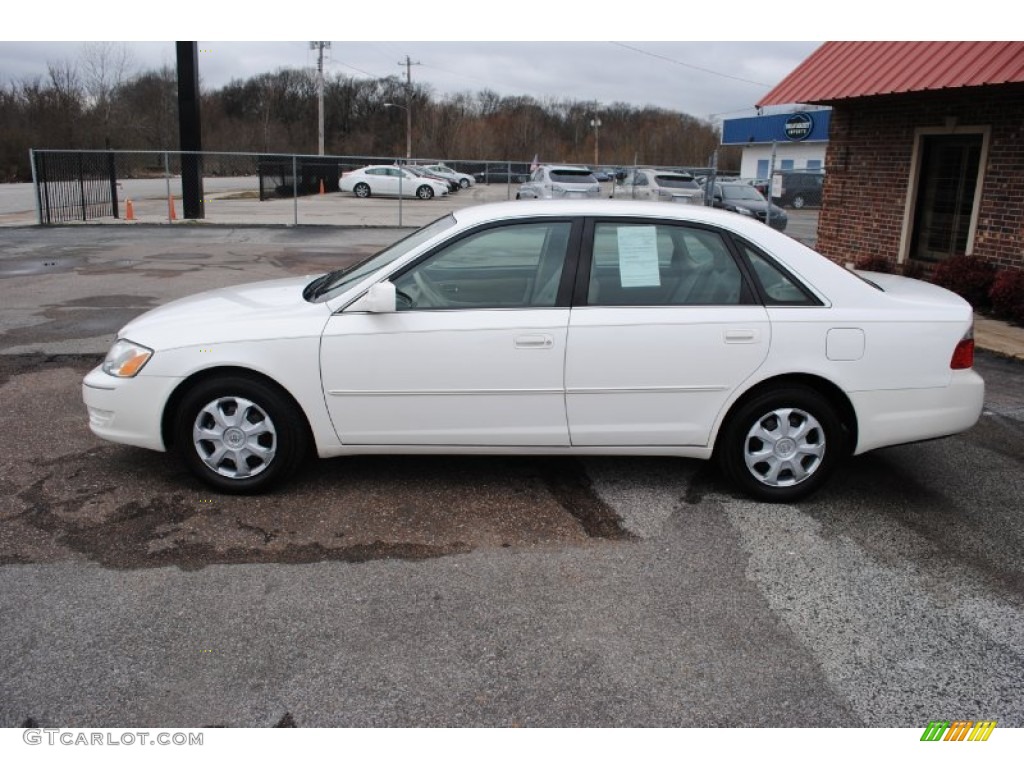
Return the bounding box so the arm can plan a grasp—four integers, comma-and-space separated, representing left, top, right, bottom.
610, 42, 772, 87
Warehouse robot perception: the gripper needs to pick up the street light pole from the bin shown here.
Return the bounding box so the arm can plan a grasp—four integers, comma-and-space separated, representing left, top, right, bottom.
590, 117, 602, 167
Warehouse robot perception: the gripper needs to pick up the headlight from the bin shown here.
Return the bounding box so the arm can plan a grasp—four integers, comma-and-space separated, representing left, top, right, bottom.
102, 339, 153, 378
734, 206, 754, 216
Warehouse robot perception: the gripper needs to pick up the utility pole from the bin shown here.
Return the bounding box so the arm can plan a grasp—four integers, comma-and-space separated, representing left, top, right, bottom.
399, 55, 421, 159
590, 116, 602, 167
310, 41, 331, 155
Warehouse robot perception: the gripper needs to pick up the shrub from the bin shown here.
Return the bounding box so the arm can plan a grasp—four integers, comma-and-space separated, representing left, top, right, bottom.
853, 255, 894, 273
900, 260, 927, 279
989, 269, 1024, 325
932, 256, 996, 309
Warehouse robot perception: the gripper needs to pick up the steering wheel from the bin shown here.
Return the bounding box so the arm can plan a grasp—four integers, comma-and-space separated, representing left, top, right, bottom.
412, 270, 449, 308
394, 287, 414, 310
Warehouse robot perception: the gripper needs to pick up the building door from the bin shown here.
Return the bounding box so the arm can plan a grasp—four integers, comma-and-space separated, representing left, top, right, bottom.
910, 134, 982, 262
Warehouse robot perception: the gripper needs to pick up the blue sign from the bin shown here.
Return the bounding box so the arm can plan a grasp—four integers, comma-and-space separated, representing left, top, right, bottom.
784, 113, 814, 141
721, 110, 831, 145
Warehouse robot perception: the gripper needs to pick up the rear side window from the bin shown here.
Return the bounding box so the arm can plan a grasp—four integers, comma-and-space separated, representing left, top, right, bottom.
587, 222, 748, 306
739, 244, 821, 306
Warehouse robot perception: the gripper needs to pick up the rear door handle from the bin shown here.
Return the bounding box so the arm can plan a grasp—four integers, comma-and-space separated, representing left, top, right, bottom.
724, 329, 759, 343
514, 334, 554, 349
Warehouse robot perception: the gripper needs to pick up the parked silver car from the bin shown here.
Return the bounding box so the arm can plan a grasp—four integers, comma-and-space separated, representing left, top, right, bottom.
613, 169, 702, 204
421, 163, 475, 189
516, 166, 602, 200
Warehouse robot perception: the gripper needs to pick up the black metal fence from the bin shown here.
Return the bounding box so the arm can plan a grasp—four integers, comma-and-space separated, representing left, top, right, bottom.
33, 150, 119, 223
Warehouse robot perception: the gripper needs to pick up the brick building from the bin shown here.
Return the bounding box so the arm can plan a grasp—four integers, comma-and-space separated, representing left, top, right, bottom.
758, 42, 1024, 271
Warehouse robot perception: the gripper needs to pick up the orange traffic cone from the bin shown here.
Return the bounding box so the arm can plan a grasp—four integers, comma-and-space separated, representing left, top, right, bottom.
319, 179, 325, 195
125, 199, 135, 221
168, 196, 177, 221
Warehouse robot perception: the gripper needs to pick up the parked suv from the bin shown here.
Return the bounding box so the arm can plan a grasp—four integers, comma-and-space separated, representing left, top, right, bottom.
772, 171, 824, 209
516, 166, 602, 200
613, 169, 702, 203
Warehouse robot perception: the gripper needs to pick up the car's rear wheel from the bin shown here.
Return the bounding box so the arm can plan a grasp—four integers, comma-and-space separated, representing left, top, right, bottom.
792, 194, 806, 209
175, 376, 307, 494
717, 386, 844, 502
416, 185, 434, 200
353, 182, 371, 198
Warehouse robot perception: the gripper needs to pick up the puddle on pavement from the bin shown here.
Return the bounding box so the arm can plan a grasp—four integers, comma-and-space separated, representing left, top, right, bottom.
1, 353, 633, 571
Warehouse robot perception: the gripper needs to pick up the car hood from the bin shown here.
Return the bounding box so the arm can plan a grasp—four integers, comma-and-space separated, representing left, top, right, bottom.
117, 276, 332, 350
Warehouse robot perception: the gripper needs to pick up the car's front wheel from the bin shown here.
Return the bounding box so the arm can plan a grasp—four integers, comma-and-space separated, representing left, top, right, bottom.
792, 194, 806, 209
459, 178, 470, 189
175, 376, 308, 494
353, 182, 371, 198
717, 386, 844, 502
416, 185, 434, 200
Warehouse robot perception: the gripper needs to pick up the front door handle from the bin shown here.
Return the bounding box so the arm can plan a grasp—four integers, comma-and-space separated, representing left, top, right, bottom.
514, 334, 554, 349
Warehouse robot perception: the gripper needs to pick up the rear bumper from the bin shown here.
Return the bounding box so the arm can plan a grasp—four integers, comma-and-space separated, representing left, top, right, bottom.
850, 370, 985, 454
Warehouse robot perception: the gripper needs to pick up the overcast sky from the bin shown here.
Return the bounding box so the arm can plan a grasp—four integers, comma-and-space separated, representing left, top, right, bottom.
0, 40, 825, 120
1, 2, 1001, 122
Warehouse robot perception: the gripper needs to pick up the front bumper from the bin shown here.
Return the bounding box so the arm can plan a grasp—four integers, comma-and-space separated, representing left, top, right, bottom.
82, 366, 183, 452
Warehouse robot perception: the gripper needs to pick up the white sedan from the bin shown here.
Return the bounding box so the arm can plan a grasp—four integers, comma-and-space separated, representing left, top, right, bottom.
82, 201, 984, 502
339, 165, 449, 199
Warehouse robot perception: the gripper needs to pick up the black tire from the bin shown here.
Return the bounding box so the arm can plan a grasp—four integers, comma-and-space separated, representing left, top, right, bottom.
416, 185, 434, 200
174, 375, 308, 494
792, 194, 806, 209
716, 386, 844, 502
353, 182, 371, 199
459, 178, 470, 189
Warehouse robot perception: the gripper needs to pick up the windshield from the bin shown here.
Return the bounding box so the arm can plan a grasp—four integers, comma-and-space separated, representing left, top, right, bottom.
550, 170, 597, 184
306, 214, 457, 301
655, 175, 698, 189
721, 185, 765, 201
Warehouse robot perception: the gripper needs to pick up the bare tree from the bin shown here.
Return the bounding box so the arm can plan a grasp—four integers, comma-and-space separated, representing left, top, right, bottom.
80, 42, 136, 146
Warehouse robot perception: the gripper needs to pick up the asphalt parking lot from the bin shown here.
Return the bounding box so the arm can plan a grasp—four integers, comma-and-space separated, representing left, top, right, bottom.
0, 225, 1022, 728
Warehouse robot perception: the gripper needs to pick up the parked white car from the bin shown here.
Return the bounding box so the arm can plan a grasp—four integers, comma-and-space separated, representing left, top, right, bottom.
613, 169, 702, 204
339, 165, 449, 199
421, 163, 475, 189
83, 200, 984, 502
516, 166, 602, 200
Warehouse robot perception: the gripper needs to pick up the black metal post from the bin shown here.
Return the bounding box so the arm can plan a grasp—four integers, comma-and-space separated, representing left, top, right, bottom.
176, 41, 205, 219
78, 153, 86, 222
108, 151, 119, 219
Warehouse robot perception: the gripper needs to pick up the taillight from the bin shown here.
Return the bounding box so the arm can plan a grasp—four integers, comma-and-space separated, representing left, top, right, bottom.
950, 326, 975, 370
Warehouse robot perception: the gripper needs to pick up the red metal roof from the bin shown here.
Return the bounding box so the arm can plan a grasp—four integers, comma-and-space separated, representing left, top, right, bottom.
759, 41, 1024, 106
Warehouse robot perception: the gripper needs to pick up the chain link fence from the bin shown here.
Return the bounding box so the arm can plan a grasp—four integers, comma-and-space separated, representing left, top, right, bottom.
29, 150, 740, 228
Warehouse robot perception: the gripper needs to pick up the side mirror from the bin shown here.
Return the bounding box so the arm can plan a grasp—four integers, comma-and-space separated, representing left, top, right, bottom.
347, 281, 396, 313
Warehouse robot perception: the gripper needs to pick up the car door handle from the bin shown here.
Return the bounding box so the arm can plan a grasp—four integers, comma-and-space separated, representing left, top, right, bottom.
724, 329, 759, 343
514, 334, 554, 349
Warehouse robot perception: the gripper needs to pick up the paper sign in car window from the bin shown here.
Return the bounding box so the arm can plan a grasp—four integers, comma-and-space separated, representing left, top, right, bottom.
617, 226, 660, 287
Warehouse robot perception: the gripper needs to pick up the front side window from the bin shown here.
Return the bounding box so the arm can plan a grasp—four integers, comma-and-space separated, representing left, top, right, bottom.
587, 222, 746, 306
392, 221, 572, 310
